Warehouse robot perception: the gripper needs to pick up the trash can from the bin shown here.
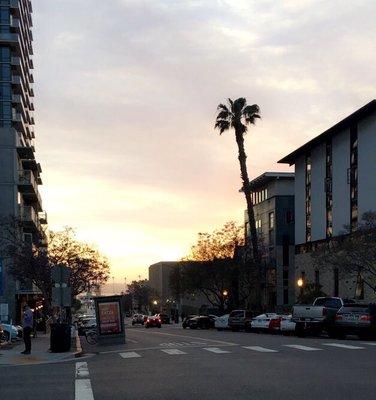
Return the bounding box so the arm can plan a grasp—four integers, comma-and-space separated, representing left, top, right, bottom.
50, 323, 71, 352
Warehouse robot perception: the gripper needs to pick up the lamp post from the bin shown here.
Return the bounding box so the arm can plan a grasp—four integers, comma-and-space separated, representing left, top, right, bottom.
222, 289, 229, 312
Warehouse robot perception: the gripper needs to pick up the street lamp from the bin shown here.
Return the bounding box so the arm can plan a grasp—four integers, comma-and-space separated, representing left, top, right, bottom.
297, 278, 304, 288
152, 300, 158, 306
222, 290, 228, 297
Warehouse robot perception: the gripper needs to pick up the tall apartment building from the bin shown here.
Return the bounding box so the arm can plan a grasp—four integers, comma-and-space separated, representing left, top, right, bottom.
279, 100, 376, 301
244, 172, 295, 311
0, 0, 46, 322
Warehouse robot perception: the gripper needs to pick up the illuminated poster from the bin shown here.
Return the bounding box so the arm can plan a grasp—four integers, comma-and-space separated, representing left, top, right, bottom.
98, 301, 121, 335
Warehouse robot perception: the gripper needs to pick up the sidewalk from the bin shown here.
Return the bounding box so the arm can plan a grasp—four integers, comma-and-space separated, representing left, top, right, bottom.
0, 333, 82, 366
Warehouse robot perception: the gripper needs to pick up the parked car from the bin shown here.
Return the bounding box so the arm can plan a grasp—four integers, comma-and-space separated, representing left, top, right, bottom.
215, 314, 230, 331
78, 318, 97, 336
182, 315, 198, 329
131, 314, 146, 326
155, 313, 170, 324
0, 324, 5, 343
292, 297, 352, 336
145, 316, 162, 328
251, 314, 281, 333
0, 323, 23, 341
183, 315, 215, 329
330, 303, 376, 339
228, 310, 253, 331
280, 315, 296, 335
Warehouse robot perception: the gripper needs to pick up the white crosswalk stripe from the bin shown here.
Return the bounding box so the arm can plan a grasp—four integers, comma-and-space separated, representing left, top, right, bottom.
120, 352, 142, 358
203, 347, 230, 354
284, 345, 322, 351
243, 346, 278, 353
323, 343, 365, 350
161, 349, 187, 355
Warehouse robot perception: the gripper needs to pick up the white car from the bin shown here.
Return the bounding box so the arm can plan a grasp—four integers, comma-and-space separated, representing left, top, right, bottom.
0, 323, 22, 341
280, 315, 296, 334
215, 314, 229, 331
251, 313, 281, 332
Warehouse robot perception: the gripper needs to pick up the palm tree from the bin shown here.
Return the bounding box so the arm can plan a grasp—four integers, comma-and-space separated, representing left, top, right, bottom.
214, 97, 260, 263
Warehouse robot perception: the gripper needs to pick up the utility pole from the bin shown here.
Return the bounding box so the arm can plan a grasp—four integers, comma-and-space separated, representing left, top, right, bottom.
112, 276, 115, 294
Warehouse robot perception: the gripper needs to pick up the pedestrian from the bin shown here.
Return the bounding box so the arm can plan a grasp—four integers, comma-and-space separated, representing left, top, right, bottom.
21, 304, 33, 355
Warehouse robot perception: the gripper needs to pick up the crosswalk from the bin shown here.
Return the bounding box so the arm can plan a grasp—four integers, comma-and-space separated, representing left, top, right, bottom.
117, 342, 375, 359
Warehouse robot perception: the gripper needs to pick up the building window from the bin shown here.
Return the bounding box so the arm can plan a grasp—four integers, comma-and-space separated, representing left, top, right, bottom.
334, 268, 339, 296
265, 188, 268, 200
325, 140, 333, 238
268, 212, 274, 229
349, 125, 358, 232
305, 154, 312, 242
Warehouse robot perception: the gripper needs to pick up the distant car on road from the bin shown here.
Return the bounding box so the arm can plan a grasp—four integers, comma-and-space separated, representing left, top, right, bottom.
251, 314, 281, 333
280, 315, 296, 335
78, 318, 97, 336
215, 314, 230, 331
155, 313, 170, 324
145, 316, 162, 328
183, 315, 215, 329
132, 314, 147, 326
228, 310, 253, 331
330, 303, 376, 339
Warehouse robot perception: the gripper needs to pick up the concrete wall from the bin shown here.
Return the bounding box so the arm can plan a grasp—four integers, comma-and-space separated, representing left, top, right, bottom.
332, 128, 350, 235
294, 155, 306, 244
358, 115, 376, 216
311, 142, 326, 241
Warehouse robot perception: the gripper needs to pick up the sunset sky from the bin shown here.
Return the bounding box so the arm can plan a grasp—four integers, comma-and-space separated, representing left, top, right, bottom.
32, 0, 376, 284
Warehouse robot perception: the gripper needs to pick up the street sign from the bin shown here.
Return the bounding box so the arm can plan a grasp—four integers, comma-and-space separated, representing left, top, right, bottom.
51, 265, 70, 283
52, 287, 72, 307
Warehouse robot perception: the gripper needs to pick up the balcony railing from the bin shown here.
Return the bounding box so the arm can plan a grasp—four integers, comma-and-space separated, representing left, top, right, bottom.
18, 170, 43, 210
16, 131, 34, 159
19, 205, 41, 233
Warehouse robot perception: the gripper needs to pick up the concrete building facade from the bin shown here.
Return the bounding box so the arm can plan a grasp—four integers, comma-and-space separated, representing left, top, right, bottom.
0, 0, 46, 322
245, 172, 295, 312
279, 100, 376, 302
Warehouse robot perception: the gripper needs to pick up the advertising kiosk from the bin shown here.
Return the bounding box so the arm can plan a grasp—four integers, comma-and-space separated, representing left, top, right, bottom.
94, 295, 125, 345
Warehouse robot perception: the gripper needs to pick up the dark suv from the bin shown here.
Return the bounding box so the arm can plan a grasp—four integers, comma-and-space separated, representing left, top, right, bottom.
228, 310, 253, 331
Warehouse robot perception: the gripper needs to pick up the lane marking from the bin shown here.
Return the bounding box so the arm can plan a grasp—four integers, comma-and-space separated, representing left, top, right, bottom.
203, 347, 230, 354
119, 352, 142, 359
75, 379, 95, 400
76, 361, 90, 378
126, 338, 138, 344
284, 345, 322, 351
323, 343, 365, 350
161, 349, 187, 355
362, 342, 376, 346
128, 329, 238, 346
244, 346, 278, 353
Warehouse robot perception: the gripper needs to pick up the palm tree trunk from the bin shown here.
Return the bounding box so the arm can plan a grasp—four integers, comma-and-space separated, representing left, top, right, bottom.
235, 131, 262, 310
235, 131, 259, 262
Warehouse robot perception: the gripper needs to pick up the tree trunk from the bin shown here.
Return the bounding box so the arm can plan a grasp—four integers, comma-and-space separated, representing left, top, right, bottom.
235, 130, 262, 310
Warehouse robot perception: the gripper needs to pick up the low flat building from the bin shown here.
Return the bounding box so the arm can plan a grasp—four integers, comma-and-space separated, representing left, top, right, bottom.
244, 172, 295, 312
279, 100, 376, 301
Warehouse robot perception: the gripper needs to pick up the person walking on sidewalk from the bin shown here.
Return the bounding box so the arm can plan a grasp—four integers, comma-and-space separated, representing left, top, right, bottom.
21, 304, 33, 355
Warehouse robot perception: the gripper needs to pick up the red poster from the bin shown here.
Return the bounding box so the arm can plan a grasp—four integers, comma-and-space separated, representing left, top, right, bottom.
98, 301, 121, 334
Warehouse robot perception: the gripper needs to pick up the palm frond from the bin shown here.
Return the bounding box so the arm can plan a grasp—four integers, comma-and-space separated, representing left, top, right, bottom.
216, 110, 231, 120
217, 103, 230, 113
233, 98, 247, 114
228, 98, 234, 112
243, 104, 261, 124
214, 119, 230, 134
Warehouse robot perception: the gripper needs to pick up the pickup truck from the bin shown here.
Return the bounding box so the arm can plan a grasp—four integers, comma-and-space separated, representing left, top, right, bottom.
292, 297, 349, 336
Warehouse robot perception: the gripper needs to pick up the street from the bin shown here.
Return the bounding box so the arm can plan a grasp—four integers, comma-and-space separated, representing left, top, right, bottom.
1, 323, 375, 400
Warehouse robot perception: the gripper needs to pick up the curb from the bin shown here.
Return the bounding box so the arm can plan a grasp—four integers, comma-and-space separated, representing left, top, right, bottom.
74, 331, 83, 358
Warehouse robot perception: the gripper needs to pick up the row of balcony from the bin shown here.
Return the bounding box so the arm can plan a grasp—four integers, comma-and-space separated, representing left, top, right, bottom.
18, 169, 42, 211
0, 31, 33, 71
12, 94, 34, 126
16, 130, 34, 159
19, 205, 47, 234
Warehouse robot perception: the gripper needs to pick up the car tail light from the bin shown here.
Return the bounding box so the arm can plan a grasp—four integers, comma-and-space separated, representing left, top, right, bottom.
359, 315, 371, 321
335, 314, 342, 321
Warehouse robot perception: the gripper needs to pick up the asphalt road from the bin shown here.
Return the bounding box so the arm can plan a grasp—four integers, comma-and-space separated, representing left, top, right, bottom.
1, 324, 376, 400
